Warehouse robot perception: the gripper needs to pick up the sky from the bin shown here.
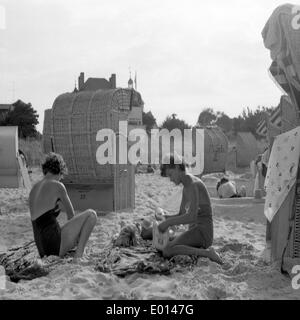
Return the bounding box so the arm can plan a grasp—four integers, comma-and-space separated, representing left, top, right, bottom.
0, 0, 290, 132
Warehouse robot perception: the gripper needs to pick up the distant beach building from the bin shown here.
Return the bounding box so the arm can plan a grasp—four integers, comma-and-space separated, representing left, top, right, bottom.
77, 72, 116, 91
0, 103, 14, 122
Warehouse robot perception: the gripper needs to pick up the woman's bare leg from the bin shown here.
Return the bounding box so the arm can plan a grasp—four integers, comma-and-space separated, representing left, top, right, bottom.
162, 229, 223, 264
74, 211, 97, 258
164, 245, 222, 264
59, 209, 97, 258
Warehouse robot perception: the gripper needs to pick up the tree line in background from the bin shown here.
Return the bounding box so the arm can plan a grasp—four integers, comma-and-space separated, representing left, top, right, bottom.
0, 98, 274, 140
0, 100, 40, 139
143, 105, 275, 139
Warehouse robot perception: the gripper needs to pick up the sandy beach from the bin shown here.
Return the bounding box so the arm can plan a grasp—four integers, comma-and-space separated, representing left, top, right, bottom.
2, 0, 300, 303
0, 167, 299, 300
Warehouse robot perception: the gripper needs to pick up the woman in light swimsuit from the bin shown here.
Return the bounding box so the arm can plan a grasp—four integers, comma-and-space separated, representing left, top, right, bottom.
29, 153, 97, 259
157, 155, 223, 264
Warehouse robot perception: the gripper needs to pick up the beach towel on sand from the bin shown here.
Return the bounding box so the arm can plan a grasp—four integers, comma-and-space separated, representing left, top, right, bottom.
0, 241, 49, 282
95, 227, 198, 277
264, 126, 300, 222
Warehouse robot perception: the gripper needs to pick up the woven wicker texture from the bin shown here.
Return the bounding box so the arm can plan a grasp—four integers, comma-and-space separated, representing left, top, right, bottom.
202, 126, 228, 175
236, 132, 259, 167
43, 88, 142, 184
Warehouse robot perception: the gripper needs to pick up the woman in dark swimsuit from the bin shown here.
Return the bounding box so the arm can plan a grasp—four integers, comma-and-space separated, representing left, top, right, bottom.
157, 155, 223, 264
29, 153, 97, 259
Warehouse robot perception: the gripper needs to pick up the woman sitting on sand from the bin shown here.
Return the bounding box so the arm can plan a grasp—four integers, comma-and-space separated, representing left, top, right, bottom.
29, 152, 97, 259
149, 154, 222, 264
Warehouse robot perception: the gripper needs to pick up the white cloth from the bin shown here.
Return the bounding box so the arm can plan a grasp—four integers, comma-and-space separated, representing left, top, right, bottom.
264, 126, 300, 222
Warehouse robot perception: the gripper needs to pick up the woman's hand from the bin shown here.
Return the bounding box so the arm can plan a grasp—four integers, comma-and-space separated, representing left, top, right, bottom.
158, 220, 169, 233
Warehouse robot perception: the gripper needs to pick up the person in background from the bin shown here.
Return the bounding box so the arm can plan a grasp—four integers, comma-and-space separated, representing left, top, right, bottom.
135, 161, 142, 174
18, 149, 27, 166
216, 177, 246, 198
18, 149, 33, 175
261, 146, 270, 179
147, 164, 155, 173
253, 153, 266, 197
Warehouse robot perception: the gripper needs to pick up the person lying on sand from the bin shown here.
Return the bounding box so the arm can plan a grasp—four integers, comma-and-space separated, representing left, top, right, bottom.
29, 152, 97, 260
156, 155, 223, 264
216, 177, 246, 198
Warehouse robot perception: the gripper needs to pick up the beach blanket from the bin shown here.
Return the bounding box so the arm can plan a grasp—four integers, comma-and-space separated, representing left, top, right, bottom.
95, 231, 198, 277
264, 126, 300, 222
0, 241, 49, 282
95, 245, 198, 277
262, 4, 300, 109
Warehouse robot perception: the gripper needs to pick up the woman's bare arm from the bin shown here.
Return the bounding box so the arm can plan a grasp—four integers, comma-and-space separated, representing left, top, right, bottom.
57, 183, 75, 220
164, 189, 188, 219
159, 183, 199, 231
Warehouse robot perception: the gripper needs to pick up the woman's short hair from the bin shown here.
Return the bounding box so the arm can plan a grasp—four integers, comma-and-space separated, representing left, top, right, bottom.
42, 152, 68, 176
160, 154, 187, 177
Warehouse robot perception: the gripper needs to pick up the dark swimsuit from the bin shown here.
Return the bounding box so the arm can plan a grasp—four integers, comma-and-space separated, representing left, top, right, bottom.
188, 204, 213, 249
32, 199, 61, 258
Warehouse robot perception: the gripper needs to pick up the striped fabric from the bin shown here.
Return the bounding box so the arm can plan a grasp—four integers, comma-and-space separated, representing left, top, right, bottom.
256, 104, 282, 137
256, 95, 299, 137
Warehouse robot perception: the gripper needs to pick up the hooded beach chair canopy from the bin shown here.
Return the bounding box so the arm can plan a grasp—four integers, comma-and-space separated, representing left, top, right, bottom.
262, 4, 300, 264
262, 3, 300, 113
262, 3, 300, 221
